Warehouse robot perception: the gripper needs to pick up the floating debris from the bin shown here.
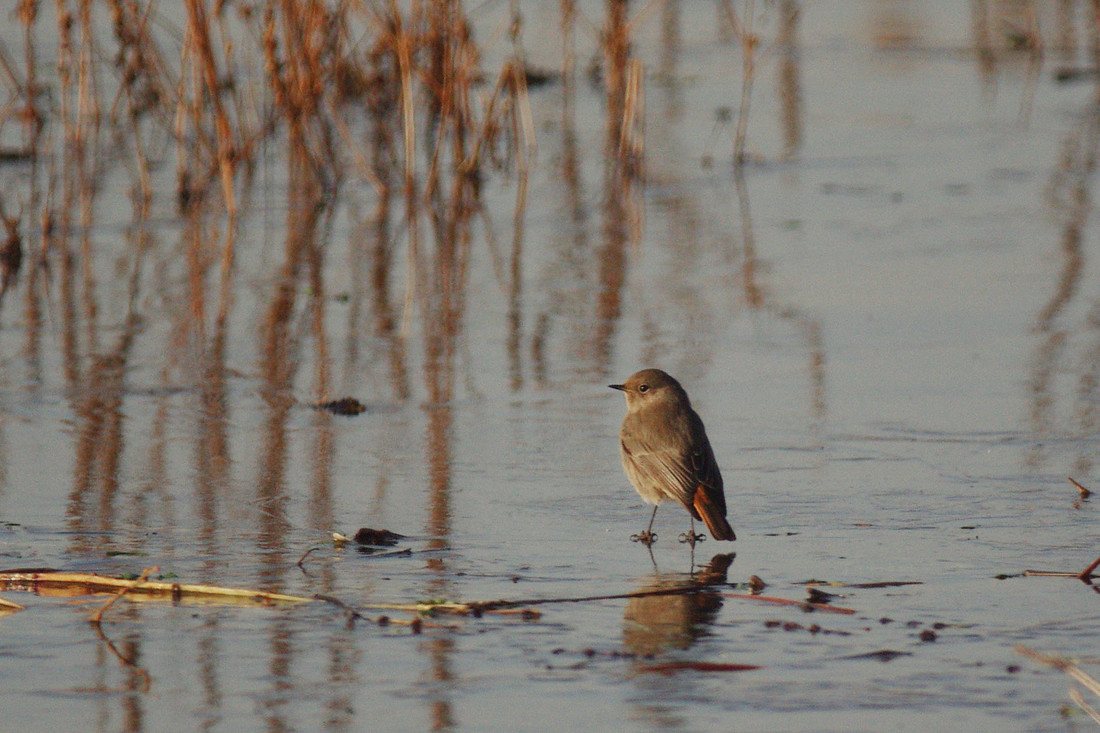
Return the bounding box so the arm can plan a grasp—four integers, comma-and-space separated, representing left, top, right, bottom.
0, 570, 313, 606
723, 592, 856, 615
315, 397, 368, 416
806, 587, 839, 604
353, 527, 406, 546
848, 581, 922, 589
1016, 645, 1100, 724
842, 650, 912, 662
1070, 476, 1093, 499
639, 661, 760, 675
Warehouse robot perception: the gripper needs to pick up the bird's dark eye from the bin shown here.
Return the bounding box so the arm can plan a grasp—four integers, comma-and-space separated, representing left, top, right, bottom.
638, 384, 649, 393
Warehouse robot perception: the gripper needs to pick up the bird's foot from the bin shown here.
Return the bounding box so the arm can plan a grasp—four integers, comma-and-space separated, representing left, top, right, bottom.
678, 531, 706, 546
631, 530, 657, 546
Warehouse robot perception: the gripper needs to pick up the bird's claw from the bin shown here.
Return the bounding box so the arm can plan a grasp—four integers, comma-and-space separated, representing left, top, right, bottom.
631, 531, 657, 546
678, 532, 706, 546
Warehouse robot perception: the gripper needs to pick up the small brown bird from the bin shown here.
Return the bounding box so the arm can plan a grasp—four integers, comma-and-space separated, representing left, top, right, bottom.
610, 369, 736, 546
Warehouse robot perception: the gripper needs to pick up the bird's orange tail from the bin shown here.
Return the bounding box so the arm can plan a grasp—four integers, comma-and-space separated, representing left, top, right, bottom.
694, 488, 736, 541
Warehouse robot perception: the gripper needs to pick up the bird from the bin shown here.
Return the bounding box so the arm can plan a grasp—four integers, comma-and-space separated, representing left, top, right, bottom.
610, 369, 736, 546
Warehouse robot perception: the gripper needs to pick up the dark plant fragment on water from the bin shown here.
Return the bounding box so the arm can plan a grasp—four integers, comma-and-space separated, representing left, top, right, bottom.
763, 619, 850, 636
1069, 476, 1092, 498
639, 661, 760, 675
806, 587, 838, 604
353, 527, 406, 547
842, 650, 912, 662
796, 580, 923, 589
315, 397, 368, 416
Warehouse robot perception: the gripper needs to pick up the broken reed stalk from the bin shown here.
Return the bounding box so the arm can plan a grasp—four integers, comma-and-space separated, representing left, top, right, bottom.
722, 592, 856, 615
1079, 555, 1100, 582
0, 595, 23, 611
296, 546, 320, 567
1069, 687, 1100, 725
1022, 551, 1100, 583
1016, 645, 1100, 723
314, 593, 457, 630
89, 566, 156, 624
3, 568, 859, 629
1069, 476, 1093, 498
0, 570, 313, 606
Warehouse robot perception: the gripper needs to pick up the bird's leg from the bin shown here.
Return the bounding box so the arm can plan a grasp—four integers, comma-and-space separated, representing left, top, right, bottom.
631, 505, 659, 546
678, 516, 706, 546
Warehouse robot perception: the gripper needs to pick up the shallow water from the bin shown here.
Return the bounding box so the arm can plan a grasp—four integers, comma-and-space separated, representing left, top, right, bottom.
1, 1, 1099, 731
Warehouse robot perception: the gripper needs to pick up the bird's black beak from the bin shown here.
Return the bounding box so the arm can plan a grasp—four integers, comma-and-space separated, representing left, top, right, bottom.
609, 384, 625, 391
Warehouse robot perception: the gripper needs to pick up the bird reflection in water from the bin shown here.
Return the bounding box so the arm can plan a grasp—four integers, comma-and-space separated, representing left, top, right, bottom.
622, 553, 735, 657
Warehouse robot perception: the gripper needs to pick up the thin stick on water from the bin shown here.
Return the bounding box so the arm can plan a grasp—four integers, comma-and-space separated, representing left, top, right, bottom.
1079, 555, 1100, 582
1069, 476, 1093, 498
1016, 644, 1100, 723
1069, 687, 1100, 725
88, 566, 157, 625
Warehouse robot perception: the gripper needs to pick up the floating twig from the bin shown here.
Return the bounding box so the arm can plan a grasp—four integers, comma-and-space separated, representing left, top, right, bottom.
1016, 646, 1100, 696
1016, 644, 1100, 722
0, 571, 313, 606
637, 661, 760, 675
1069, 688, 1100, 725
296, 547, 320, 567
356, 598, 539, 619
1023, 566, 1100, 584
798, 579, 922, 589
363, 548, 413, 558
342, 584, 725, 619
89, 567, 156, 625
315, 593, 366, 621
314, 594, 460, 629
355, 582, 852, 618
1079, 556, 1100, 583
848, 581, 923, 589
1069, 476, 1093, 499
842, 649, 911, 662
722, 592, 856, 615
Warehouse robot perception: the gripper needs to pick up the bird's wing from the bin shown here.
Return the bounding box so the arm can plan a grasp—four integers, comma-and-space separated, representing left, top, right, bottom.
689, 438, 727, 514
620, 436, 698, 508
